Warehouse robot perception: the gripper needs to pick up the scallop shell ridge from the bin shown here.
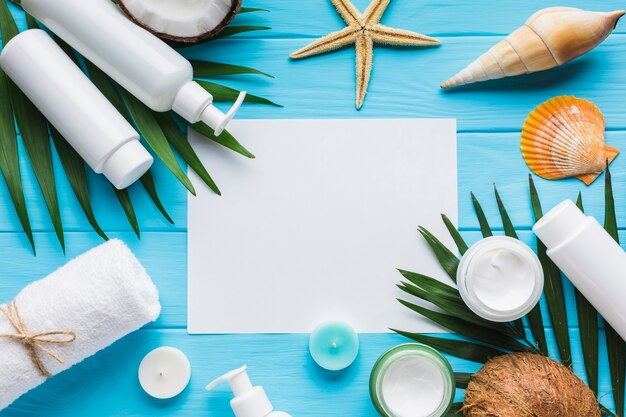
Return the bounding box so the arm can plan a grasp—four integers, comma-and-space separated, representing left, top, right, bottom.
521, 96, 619, 185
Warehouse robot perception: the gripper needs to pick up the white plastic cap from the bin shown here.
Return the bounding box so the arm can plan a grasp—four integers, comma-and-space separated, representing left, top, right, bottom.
102, 141, 153, 189
206, 366, 273, 417
533, 199, 586, 249
172, 81, 246, 136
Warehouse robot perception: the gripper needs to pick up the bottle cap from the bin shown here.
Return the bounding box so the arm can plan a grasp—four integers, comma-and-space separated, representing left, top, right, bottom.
102, 141, 154, 189
206, 366, 273, 417
533, 199, 586, 249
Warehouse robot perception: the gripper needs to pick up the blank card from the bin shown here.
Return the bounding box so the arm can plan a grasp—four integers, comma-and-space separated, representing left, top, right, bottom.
188, 119, 457, 333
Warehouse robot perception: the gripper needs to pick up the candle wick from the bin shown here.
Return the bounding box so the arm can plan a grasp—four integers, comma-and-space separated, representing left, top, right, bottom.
159, 372, 164, 377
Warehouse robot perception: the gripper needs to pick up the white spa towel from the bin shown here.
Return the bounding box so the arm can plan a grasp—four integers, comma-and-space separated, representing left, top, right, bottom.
0, 239, 161, 410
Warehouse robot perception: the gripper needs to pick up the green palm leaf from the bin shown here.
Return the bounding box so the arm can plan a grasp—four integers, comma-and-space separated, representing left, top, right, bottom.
196, 80, 281, 106
6, 13, 64, 254
239, 7, 269, 13
399, 299, 530, 352
471, 192, 492, 237
392, 330, 505, 364
210, 25, 271, 40
398, 269, 459, 301
113, 186, 140, 238
192, 122, 255, 159
417, 226, 459, 281
154, 112, 221, 195
574, 192, 599, 395
441, 213, 468, 255
49, 126, 108, 240
139, 171, 174, 224
454, 373, 472, 389
192, 61, 273, 78
10, 93, 65, 251
117, 89, 196, 196
0, 0, 33, 253
527, 177, 571, 366
604, 165, 624, 417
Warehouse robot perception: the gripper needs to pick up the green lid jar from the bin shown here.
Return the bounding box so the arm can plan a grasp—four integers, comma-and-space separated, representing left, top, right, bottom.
370, 343, 455, 417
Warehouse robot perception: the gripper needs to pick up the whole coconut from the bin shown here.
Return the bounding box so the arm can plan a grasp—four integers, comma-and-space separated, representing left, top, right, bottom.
463, 353, 599, 417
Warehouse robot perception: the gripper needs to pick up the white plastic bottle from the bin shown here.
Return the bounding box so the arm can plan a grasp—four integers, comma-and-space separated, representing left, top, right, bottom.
22, 0, 246, 136
0, 29, 152, 189
206, 366, 292, 417
534, 199, 626, 340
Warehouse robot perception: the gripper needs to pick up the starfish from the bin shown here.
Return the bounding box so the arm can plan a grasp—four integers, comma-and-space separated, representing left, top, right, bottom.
290, 0, 440, 109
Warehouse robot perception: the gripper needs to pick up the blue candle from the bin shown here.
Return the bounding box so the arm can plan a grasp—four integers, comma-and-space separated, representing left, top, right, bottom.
309, 321, 359, 371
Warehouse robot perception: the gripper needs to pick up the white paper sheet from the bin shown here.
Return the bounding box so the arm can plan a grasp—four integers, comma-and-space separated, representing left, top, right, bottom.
188, 119, 457, 334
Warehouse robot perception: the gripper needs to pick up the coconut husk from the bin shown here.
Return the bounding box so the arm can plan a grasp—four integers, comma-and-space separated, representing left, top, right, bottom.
463, 353, 600, 417
118, 0, 242, 44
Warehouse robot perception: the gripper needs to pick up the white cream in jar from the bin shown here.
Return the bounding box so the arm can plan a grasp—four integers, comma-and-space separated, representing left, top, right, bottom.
370, 344, 455, 417
457, 236, 544, 322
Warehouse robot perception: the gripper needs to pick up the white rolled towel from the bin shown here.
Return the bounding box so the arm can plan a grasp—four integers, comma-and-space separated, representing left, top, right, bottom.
0, 239, 161, 410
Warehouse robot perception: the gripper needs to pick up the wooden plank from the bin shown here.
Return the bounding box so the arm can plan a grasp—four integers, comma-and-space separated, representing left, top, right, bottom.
458, 131, 626, 230
183, 36, 626, 133
190, 0, 626, 39
0, 328, 615, 416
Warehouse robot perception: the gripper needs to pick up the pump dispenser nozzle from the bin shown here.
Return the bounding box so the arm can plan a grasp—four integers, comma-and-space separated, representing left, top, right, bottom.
203, 91, 246, 136
206, 366, 292, 417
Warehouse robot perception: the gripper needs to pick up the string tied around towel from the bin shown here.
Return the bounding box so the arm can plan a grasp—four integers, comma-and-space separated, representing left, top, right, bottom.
0, 300, 76, 377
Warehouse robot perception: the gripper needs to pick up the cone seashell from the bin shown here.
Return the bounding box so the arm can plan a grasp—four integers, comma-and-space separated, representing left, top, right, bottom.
521, 96, 619, 185
441, 7, 624, 89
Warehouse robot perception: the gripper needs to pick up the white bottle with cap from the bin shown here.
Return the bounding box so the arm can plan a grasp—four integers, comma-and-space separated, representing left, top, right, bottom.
22, 0, 246, 136
206, 366, 292, 417
533, 199, 626, 340
0, 29, 152, 189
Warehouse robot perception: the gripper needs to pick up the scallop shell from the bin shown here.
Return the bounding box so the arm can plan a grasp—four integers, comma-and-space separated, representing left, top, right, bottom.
521, 96, 619, 185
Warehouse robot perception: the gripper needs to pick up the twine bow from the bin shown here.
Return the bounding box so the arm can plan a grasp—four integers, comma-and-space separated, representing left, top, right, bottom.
0, 301, 76, 377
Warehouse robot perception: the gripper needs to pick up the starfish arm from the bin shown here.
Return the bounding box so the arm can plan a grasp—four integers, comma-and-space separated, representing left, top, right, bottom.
331, 0, 364, 26
363, 0, 391, 25
368, 24, 440, 46
355, 33, 374, 110
290, 26, 360, 59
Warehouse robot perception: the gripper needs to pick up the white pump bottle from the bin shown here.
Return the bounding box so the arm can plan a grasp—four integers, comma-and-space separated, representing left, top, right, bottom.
206, 366, 292, 417
21, 0, 246, 136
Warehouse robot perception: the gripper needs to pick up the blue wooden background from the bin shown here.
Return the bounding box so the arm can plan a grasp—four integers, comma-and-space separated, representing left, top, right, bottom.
1, 0, 626, 415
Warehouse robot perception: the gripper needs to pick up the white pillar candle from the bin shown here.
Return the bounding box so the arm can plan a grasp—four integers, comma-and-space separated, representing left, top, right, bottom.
138, 347, 191, 399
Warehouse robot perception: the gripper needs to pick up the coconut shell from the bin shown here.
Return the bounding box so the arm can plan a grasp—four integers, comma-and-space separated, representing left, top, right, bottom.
463, 353, 600, 417
118, 0, 242, 44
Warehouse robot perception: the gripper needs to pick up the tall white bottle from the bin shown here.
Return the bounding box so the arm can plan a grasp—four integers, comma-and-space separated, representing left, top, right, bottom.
0, 30, 152, 189
533, 199, 626, 340
22, 0, 246, 135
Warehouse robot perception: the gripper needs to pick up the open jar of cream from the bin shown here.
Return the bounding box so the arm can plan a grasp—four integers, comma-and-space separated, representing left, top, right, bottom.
370, 343, 455, 417
457, 236, 544, 322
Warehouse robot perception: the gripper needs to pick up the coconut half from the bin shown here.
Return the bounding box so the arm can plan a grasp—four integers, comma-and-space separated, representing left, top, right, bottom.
118, 0, 242, 43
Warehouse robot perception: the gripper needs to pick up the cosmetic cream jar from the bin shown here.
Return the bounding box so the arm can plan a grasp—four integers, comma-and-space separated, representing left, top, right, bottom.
369, 343, 455, 417
457, 236, 544, 322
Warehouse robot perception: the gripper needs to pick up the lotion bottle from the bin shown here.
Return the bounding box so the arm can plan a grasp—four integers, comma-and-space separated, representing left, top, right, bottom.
533, 199, 626, 340
0, 29, 152, 189
206, 366, 292, 417
22, 0, 246, 136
